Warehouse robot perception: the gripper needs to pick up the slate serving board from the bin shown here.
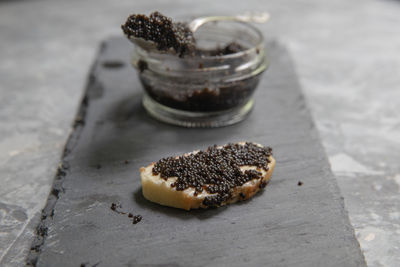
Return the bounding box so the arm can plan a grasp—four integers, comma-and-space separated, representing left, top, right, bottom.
28, 37, 366, 267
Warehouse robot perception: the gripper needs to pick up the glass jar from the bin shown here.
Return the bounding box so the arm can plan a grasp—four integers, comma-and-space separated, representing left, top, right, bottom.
131, 20, 268, 127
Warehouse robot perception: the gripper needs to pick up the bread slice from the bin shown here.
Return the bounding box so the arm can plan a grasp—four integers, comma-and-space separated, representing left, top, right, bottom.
140, 142, 275, 210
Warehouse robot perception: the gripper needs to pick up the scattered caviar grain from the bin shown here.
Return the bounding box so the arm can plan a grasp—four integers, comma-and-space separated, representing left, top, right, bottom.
110, 203, 118, 211
298, 181, 303, 186
111, 203, 142, 225
259, 181, 267, 189
137, 60, 148, 73
133, 215, 142, 224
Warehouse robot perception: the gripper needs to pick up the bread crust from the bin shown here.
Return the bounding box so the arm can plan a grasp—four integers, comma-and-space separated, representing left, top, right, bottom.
140, 145, 275, 210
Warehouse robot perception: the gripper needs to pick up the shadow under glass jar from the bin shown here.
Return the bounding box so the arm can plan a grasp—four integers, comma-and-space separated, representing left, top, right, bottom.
131, 20, 269, 128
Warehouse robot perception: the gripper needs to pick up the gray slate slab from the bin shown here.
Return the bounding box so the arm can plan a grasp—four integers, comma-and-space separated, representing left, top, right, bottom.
28, 37, 366, 267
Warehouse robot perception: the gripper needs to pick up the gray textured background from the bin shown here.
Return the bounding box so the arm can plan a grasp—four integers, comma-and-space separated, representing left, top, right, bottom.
0, 0, 399, 266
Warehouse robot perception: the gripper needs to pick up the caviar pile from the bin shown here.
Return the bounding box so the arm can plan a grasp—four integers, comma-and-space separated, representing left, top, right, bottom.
152, 143, 273, 207
196, 42, 245, 57
121, 11, 195, 56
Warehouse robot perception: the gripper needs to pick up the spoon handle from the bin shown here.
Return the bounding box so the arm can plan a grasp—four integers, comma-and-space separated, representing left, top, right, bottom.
188, 12, 270, 32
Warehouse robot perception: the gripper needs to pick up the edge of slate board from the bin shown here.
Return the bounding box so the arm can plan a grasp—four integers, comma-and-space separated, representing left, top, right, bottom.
25, 42, 107, 266
26, 37, 366, 266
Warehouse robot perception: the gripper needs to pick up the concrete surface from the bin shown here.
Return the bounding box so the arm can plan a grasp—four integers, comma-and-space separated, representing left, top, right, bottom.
0, 0, 399, 266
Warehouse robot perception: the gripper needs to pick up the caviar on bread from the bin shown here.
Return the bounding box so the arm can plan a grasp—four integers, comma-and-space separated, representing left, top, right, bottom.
140, 142, 275, 210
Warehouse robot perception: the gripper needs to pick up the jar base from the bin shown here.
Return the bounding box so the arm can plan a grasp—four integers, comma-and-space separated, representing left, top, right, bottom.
142, 94, 254, 128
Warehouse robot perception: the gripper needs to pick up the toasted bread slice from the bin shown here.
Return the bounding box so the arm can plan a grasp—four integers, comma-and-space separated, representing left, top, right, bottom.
140, 142, 275, 210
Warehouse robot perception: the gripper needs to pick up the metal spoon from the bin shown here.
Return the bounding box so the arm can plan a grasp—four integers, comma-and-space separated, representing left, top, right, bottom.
130, 12, 270, 51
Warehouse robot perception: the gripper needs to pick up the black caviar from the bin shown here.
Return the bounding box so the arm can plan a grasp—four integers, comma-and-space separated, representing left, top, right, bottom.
141, 75, 260, 112
110, 203, 142, 225
121, 11, 195, 56
152, 143, 272, 207
110, 202, 126, 215
140, 40, 253, 112
122, 12, 254, 112
132, 215, 142, 224
195, 42, 245, 57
